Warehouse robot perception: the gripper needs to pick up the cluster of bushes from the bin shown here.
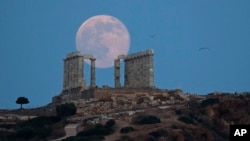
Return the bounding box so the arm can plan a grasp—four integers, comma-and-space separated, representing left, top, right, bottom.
56, 103, 77, 117
9, 116, 61, 140
116, 135, 135, 141
63, 119, 116, 141
120, 126, 135, 134
178, 116, 195, 124
0, 123, 15, 129
132, 115, 161, 125
148, 128, 168, 139
201, 98, 219, 107
0, 103, 77, 141
62, 136, 104, 141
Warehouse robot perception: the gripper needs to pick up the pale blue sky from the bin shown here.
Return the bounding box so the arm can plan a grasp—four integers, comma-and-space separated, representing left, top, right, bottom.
0, 0, 250, 109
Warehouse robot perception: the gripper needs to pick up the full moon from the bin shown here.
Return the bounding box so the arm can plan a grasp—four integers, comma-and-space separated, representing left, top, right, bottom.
76, 15, 130, 68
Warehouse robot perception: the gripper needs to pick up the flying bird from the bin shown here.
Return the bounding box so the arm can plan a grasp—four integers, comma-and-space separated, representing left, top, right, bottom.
149, 33, 156, 39
198, 48, 210, 51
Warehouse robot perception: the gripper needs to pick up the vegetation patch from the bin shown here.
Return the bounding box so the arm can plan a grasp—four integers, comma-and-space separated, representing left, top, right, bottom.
64, 119, 116, 141
120, 126, 135, 134
5, 116, 62, 140
116, 135, 135, 141
178, 116, 195, 124
56, 103, 77, 118
201, 98, 219, 107
132, 115, 161, 125
62, 136, 104, 141
148, 128, 168, 139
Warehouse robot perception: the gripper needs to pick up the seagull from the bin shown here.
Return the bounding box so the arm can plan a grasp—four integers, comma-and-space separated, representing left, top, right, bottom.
149, 33, 156, 39
198, 47, 210, 51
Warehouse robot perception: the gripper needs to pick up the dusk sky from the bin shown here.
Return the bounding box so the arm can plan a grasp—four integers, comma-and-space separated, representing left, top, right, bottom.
1, 0, 250, 109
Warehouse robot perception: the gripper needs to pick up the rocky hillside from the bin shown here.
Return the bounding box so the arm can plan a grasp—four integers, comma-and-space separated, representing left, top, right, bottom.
62, 93, 250, 141
0, 92, 249, 141
58, 93, 250, 141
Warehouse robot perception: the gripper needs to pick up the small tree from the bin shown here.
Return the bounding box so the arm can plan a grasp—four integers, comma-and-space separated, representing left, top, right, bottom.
16, 97, 29, 109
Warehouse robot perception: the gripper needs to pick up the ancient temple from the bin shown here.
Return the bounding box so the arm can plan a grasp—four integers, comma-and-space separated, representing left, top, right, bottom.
53, 49, 155, 103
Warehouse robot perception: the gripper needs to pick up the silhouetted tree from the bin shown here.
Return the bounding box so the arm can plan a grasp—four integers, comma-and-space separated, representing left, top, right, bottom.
16, 97, 29, 109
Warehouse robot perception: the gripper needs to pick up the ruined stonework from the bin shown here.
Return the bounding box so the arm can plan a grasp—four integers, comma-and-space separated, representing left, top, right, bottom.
114, 49, 154, 88
63, 51, 96, 91
125, 49, 154, 88
53, 51, 96, 103
114, 55, 127, 88
63, 52, 86, 90
71, 88, 186, 117
54, 49, 156, 109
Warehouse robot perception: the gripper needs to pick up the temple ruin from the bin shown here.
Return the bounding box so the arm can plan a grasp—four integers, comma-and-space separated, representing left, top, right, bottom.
52, 49, 187, 116
63, 49, 154, 92
63, 51, 96, 90
114, 49, 154, 88
54, 49, 155, 102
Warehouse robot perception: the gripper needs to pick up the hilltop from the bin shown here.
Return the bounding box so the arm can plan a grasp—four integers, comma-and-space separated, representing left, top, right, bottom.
0, 92, 249, 141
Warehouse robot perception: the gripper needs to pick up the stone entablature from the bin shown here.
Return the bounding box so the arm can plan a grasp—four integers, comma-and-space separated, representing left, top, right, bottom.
125, 49, 154, 60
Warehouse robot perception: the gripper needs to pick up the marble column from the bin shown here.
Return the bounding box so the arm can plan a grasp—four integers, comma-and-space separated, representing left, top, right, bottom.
114, 59, 120, 88
90, 58, 96, 88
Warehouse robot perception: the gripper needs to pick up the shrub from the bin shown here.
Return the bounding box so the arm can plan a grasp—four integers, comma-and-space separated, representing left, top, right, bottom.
187, 99, 200, 109
105, 119, 116, 128
78, 127, 110, 137
77, 123, 113, 137
95, 123, 103, 128
201, 98, 219, 107
117, 135, 135, 141
62, 136, 104, 141
0, 124, 15, 129
16, 126, 35, 139
178, 116, 194, 124
132, 115, 161, 125
15, 116, 60, 139
175, 109, 182, 115
145, 135, 156, 141
35, 126, 51, 138
21, 116, 61, 127
120, 126, 135, 134
171, 124, 178, 129
218, 109, 231, 116
56, 103, 77, 118
149, 129, 168, 139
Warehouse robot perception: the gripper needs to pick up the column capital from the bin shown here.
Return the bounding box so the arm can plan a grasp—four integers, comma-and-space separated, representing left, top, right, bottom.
90, 58, 96, 61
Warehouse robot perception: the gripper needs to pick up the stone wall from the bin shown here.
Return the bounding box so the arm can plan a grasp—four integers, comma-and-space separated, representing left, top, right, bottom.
73, 89, 186, 116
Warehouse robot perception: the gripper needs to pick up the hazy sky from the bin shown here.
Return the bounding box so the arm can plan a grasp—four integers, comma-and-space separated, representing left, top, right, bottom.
1, 0, 250, 109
